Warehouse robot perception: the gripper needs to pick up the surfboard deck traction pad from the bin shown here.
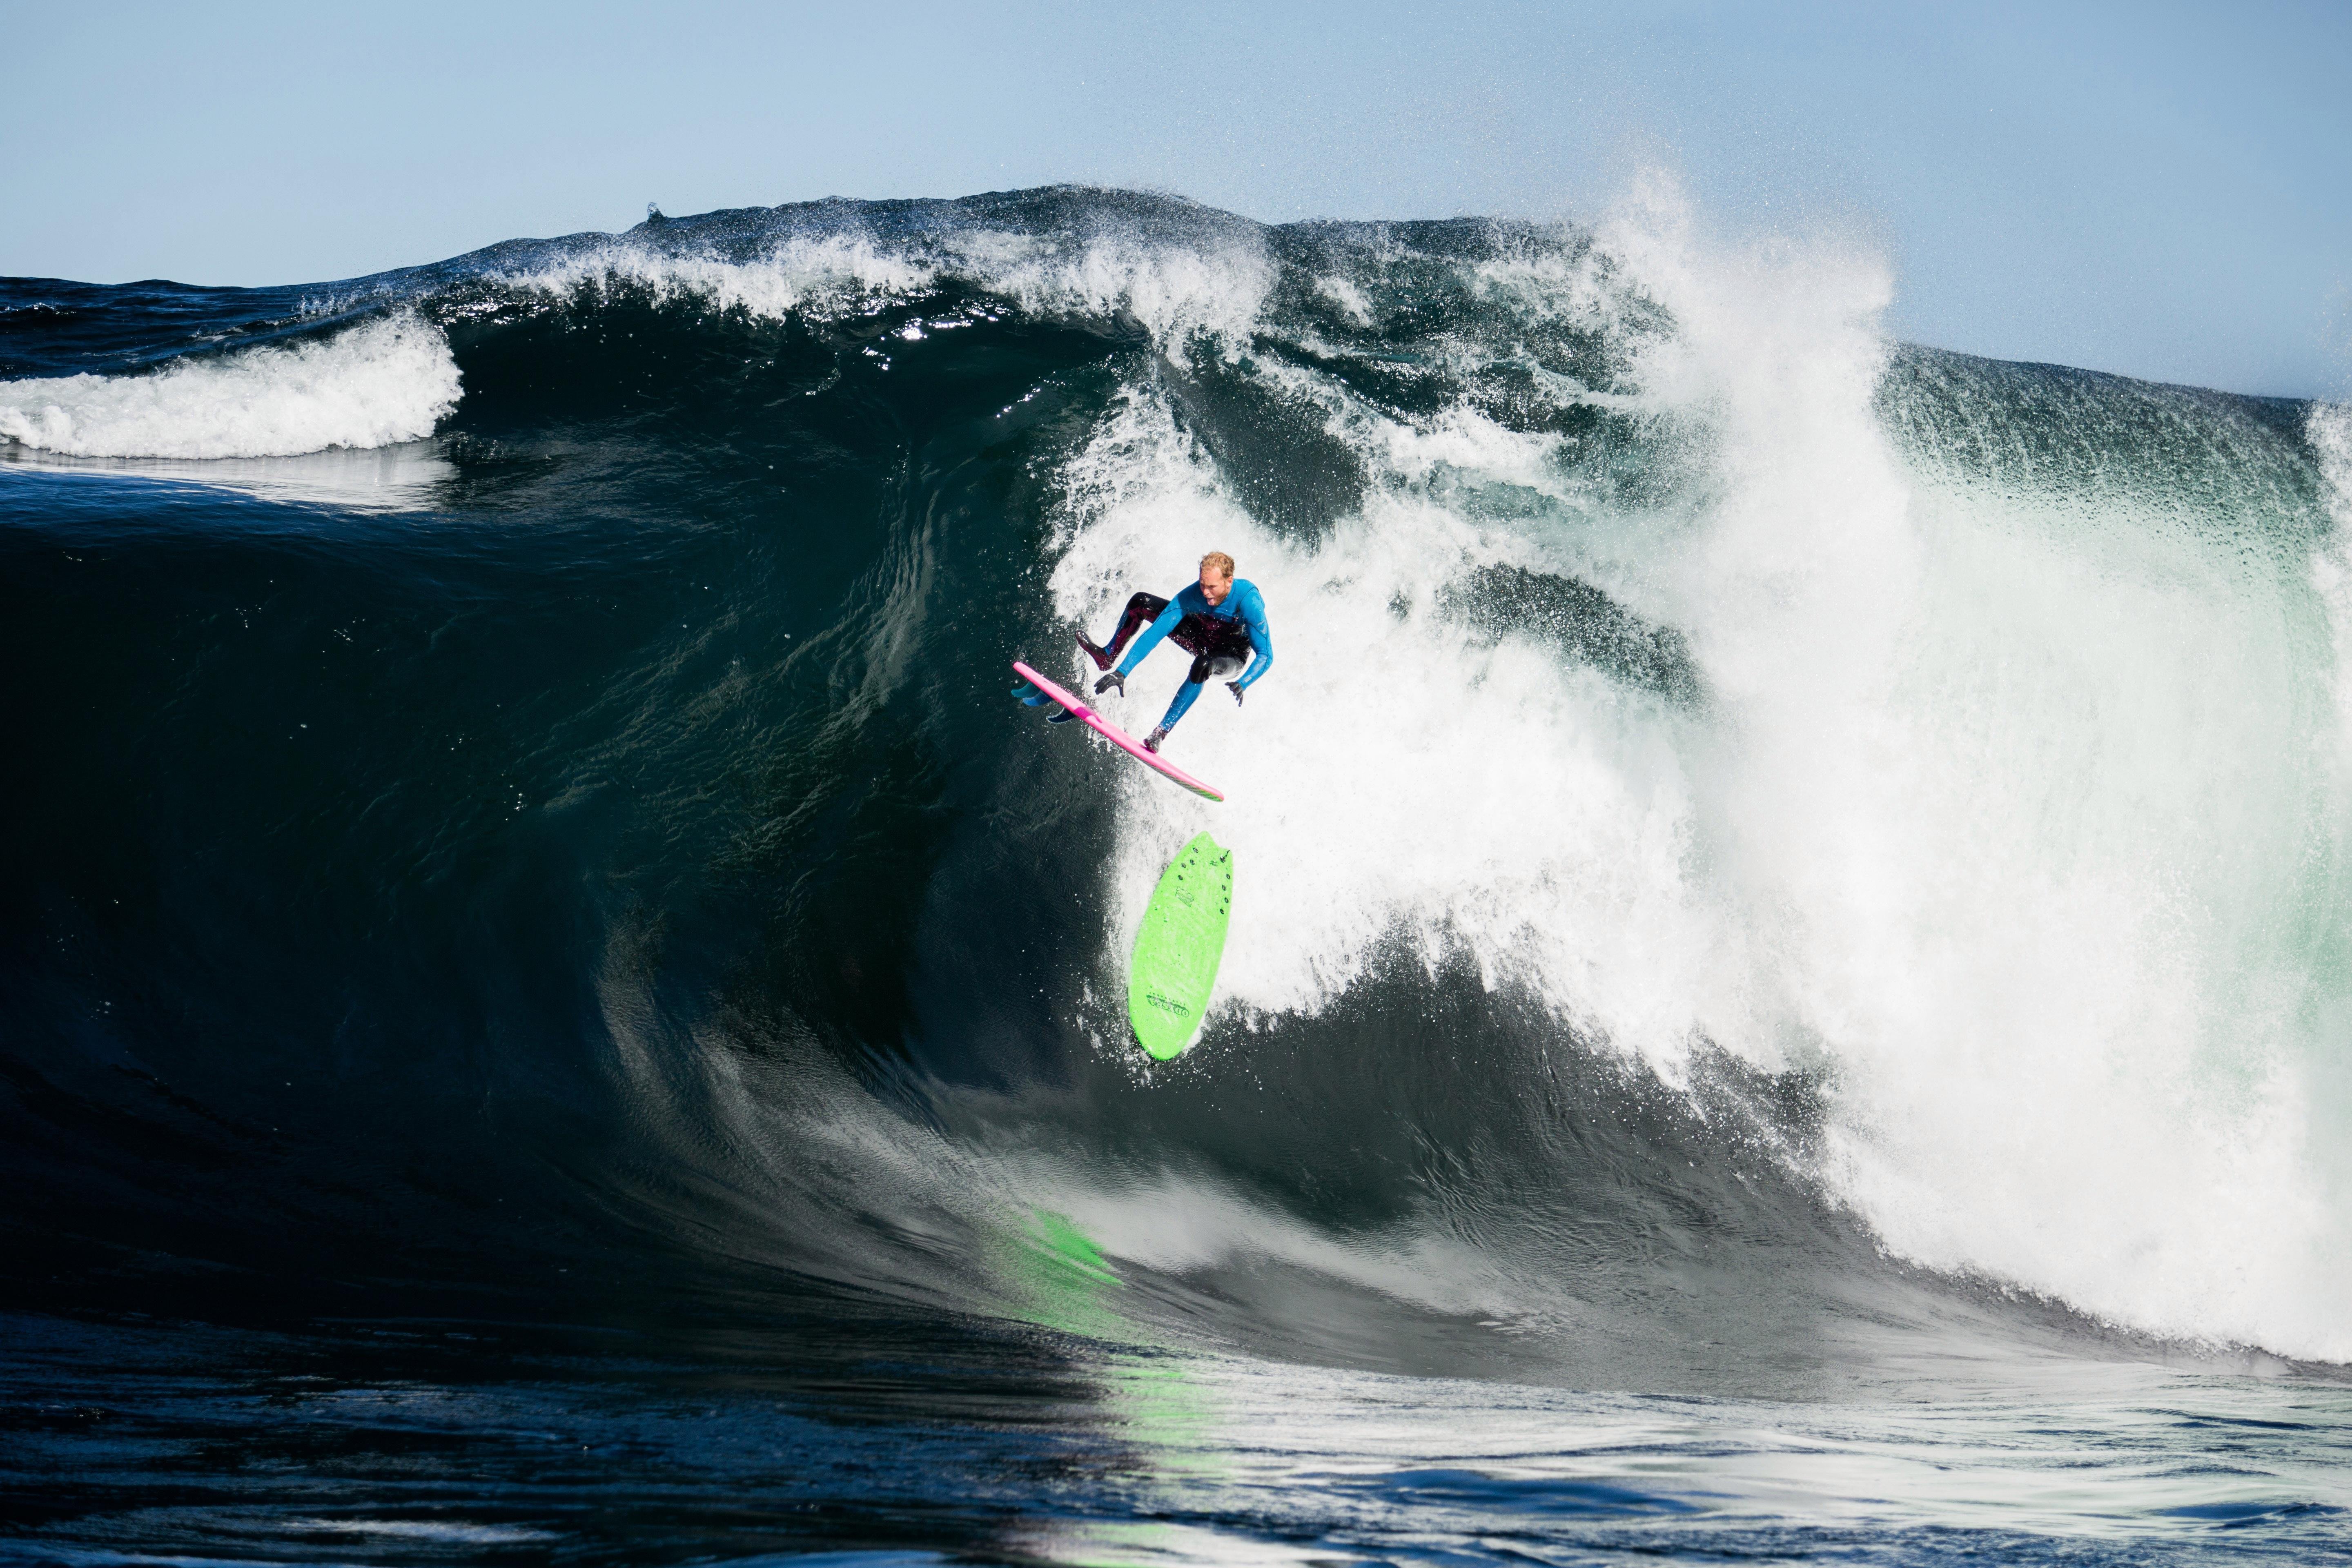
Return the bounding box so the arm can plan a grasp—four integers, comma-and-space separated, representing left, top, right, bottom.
1128, 833, 1233, 1060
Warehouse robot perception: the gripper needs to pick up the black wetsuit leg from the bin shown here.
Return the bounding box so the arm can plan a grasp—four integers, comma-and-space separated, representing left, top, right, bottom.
1099, 592, 1168, 663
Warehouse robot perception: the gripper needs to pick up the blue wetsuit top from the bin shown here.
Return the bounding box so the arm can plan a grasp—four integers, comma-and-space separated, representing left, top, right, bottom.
1116, 579, 1273, 732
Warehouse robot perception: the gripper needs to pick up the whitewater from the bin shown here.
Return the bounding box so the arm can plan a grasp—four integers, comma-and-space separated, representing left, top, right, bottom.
4, 183, 2350, 1564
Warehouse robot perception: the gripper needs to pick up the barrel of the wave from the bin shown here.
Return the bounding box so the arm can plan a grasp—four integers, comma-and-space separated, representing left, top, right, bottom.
1128, 834, 1233, 1060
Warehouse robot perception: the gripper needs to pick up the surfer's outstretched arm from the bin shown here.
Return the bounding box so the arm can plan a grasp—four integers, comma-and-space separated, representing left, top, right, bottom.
1229, 582, 1272, 696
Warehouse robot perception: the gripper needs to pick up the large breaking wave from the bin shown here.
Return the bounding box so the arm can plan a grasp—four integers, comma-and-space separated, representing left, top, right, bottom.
4, 181, 2347, 1375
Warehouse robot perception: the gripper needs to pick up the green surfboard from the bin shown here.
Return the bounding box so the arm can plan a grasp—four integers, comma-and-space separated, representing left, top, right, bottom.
1127, 833, 1234, 1060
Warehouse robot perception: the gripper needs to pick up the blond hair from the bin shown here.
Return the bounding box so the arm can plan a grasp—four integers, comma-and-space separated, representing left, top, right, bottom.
1199, 551, 1236, 580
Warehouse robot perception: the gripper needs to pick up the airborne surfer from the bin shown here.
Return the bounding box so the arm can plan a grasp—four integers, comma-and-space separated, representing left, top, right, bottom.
1078, 552, 1273, 751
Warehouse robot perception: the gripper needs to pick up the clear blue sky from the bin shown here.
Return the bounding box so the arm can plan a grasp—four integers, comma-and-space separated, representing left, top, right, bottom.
8, 0, 2347, 396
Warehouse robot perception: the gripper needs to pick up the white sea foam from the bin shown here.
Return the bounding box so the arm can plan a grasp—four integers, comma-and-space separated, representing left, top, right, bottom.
1625, 188, 2351, 1360
1046, 176, 2352, 1362
0, 314, 460, 459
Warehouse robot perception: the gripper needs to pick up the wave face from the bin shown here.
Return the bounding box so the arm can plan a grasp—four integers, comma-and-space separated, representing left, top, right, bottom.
5, 183, 2351, 1418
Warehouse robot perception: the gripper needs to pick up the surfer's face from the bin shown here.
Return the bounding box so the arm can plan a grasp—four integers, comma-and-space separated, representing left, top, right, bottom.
1199, 568, 1232, 606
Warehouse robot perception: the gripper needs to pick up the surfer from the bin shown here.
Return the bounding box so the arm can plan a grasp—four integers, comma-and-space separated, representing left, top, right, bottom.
1078, 552, 1272, 752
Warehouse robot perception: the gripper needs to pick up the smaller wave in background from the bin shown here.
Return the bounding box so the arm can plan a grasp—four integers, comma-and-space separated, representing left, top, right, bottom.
0, 312, 458, 458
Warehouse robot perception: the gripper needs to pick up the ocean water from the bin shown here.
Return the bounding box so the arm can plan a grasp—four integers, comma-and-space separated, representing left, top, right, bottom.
4, 185, 2350, 1565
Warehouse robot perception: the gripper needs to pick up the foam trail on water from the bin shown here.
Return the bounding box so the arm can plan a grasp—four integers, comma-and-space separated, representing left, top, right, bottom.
0, 314, 459, 459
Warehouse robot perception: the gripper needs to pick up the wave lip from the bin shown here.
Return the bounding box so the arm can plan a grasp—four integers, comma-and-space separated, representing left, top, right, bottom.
490, 213, 1276, 353
0, 313, 459, 459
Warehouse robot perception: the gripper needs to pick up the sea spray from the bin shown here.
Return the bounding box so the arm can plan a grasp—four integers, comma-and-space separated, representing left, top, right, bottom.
1032, 179, 2352, 1359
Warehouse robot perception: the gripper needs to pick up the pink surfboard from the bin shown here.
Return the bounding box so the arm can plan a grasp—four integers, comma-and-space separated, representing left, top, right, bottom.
1013, 659, 1225, 803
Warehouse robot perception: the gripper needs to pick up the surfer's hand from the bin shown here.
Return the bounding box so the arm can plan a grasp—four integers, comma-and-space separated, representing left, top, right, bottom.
1094, 670, 1125, 697
1226, 681, 1245, 707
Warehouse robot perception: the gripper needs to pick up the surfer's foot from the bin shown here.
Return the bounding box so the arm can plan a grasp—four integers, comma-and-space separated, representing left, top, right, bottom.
1144, 726, 1169, 753
1076, 630, 1113, 671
